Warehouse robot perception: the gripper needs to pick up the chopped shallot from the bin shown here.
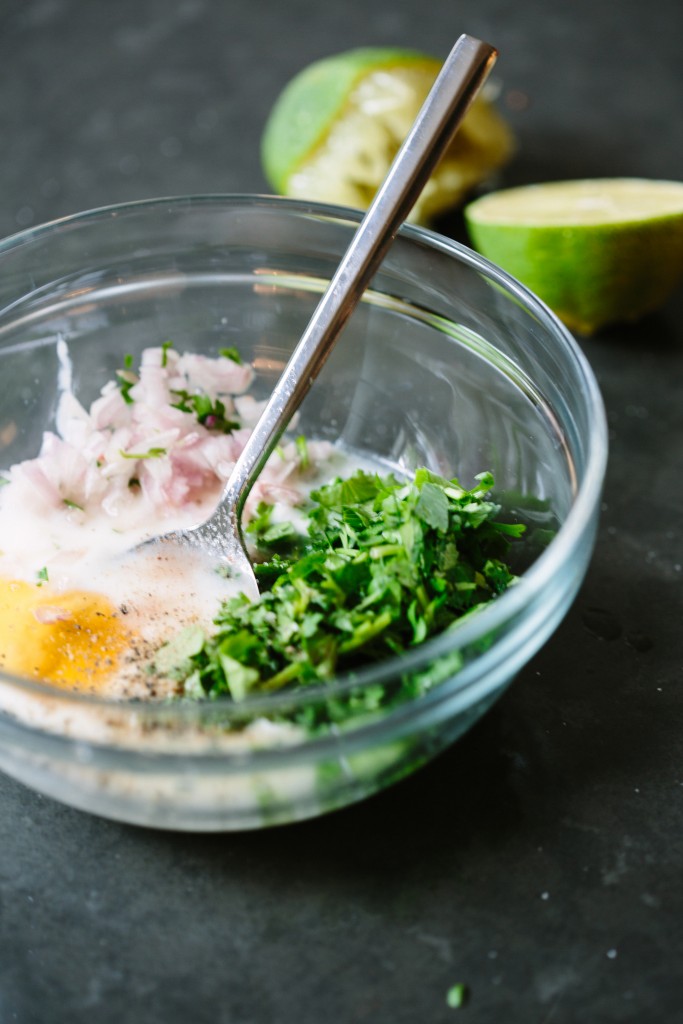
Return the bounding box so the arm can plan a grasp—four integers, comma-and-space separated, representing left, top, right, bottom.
2, 345, 337, 531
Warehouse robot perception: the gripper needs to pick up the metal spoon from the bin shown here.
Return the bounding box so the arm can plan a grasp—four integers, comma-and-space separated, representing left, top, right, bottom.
144, 34, 498, 591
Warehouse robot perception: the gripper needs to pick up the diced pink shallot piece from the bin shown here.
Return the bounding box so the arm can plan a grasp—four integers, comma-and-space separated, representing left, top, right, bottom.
138, 457, 177, 507
141, 346, 180, 370
124, 427, 181, 457
10, 460, 63, 510
0, 345, 343, 541
187, 434, 236, 476
248, 479, 305, 511
176, 353, 254, 396
90, 387, 130, 430
227, 427, 252, 461
306, 439, 335, 464
55, 391, 90, 446
101, 476, 144, 519
263, 453, 298, 485
132, 401, 191, 435
38, 434, 91, 506
133, 363, 172, 409
233, 395, 267, 428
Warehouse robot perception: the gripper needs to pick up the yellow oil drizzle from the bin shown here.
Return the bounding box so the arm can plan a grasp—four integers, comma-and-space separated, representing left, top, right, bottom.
0, 577, 131, 691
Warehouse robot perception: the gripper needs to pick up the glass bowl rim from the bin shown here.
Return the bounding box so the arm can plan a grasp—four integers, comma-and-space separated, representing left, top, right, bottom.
0, 193, 609, 718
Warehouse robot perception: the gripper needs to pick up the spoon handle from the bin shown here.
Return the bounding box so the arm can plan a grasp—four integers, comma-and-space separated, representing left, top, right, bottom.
223, 34, 497, 519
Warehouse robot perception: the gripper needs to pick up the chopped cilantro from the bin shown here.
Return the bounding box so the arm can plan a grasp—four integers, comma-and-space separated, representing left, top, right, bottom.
215, 564, 235, 579
416, 480, 450, 532
168, 469, 524, 721
245, 501, 275, 537
113, 347, 241, 434
246, 503, 298, 550
261, 520, 297, 547
170, 389, 239, 434
219, 346, 243, 364
154, 624, 206, 676
295, 434, 309, 469
446, 984, 469, 1009
36, 566, 49, 585
116, 354, 137, 404
119, 447, 167, 460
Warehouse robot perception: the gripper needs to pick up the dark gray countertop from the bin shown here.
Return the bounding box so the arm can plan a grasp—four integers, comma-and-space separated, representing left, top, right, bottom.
1, 1, 682, 1021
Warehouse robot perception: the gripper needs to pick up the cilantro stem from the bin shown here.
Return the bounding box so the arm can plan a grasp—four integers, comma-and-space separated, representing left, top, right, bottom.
119, 447, 167, 460
338, 610, 394, 653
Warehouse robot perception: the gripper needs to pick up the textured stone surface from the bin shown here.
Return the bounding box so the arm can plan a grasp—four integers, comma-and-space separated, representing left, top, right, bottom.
1, 1, 682, 1020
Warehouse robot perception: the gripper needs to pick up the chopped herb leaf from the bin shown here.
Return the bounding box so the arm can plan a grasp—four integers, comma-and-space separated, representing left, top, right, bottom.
219, 346, 243, 364
160, 340, 173, 367
182, 671, 206, 700
215, 564, 236, 579
170, 389, 239, 434
245, 501, 275, 537
119, 447, 167, 460
295, 434, 309, 469
36, 566, 49, 584
116, 366, 137, 405
261, 520, 297, 546
63, 499, 84, 511
416, 481, 450, 532
446, 983, 469, 1009
154, 624, 207, 676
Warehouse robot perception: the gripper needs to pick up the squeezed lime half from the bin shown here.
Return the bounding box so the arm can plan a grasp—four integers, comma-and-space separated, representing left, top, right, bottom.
261, 47, 515, 225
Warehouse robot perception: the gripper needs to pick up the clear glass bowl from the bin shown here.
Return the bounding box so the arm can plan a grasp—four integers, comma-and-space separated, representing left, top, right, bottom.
0, 195, 607, 830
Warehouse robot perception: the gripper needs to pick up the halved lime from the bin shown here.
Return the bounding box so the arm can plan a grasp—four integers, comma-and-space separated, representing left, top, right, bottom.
464, 178, 683, 334
261, 47, 515, 225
